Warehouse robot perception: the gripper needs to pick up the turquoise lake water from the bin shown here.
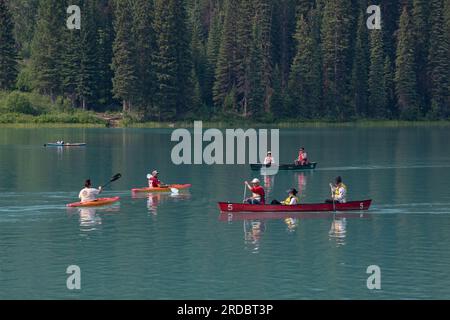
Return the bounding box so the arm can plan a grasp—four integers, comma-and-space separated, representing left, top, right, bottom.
0, 126, 449, 299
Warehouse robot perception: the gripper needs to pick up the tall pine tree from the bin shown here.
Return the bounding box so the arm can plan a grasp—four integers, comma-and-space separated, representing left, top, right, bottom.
368, 29, 387, 118
111, 0, 137, 113
395, 6, 419, 120
31, 0, 65, 102
0, 0, 18, 90
427, 0, 449, 118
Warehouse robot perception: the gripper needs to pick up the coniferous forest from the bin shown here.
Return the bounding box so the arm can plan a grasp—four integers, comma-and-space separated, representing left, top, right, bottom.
0, 0, 449, 122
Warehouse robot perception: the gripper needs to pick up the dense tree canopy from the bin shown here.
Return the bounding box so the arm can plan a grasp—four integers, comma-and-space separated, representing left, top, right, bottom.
1, 0, 449, 121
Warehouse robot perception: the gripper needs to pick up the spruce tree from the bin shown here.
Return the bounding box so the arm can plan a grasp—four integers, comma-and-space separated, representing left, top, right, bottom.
395, 6, 419, 120
321, 0, 353, 120
412, 0, 430, 115
288, 14, 319, 119
153, 0, 193, 120
248, 19, 264, 119
205, 6, 222, 110
213, 0, 239, 112
270, 64, 285, 119
111, 0, 137, 113
384, 55, 396, 118
427, 0, 449, 118
94, 0, 114, 109
30, 0, 65, 102
235, 0, 253, 116
133, 0, 156, 113
0, 0, 18, 90
368, 30, 387, 118
351, 11, 369, 117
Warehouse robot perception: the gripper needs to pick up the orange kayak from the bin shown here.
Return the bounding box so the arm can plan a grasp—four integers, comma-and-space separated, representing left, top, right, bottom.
67, 197, 120, 208
131, 184, 192, 193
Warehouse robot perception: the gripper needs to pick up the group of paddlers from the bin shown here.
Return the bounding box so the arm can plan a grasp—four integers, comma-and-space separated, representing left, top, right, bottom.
244, 176, 347, 206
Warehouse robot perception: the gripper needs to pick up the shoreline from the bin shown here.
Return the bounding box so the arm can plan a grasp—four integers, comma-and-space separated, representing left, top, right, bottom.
1, 119, 450, 129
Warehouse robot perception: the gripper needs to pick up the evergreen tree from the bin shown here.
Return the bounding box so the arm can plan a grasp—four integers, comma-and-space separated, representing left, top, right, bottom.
153, 0, 193, 120
30, 0, 65, 102
248, 19, 264, 118
94, 0, 115, 109
368, 30, 387, 118
255, 0, 273, 113
61, 22, 81, 108
288, 14, 320, 119
77, 0, 98, 110
205, 6, 222, 110
412, 0, 430, 115
270, 64, 285, 119
213, 0, 239, 112
427, 0, 449, 118
133, 0, 156, 113
0, 0, 19, 90
190, 0, 208, 107
384, 55, 396, 118
395, 6, 419, 119
111, 0, 137, 113
321, 0, 353, 120
235, 0, 253, 116
351, 10, 369, 117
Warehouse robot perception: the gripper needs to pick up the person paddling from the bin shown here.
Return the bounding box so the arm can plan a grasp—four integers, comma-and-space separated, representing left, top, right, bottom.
271, 188, 299, 205
327, 176, 347, 203
245, 178, 265, 204
79, 179, 102, 203
295, 147, 308, 165
263, 151, 275, 165
147, 170, 167, 188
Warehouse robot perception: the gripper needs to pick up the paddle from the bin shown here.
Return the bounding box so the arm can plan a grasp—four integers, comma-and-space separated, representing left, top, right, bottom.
101, 173, 122, 189
330, 183, 336, 212
243, 182, 247, 203
170, 187, 179, 194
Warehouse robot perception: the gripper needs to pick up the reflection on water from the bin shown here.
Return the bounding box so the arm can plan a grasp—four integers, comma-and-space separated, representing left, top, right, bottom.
244, 220, 266, 253
263, 175, 275, 199
132, 192, 192, 216
284, 217, 299, 233
79, 207, 102, 232
329, 216, 347, 246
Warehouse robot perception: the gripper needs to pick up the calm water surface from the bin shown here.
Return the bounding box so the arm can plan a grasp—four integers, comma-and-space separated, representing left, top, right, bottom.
0, 127, 449, 299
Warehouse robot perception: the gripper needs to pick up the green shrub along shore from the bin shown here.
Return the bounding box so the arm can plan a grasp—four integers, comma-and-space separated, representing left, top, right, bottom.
1, 91, 450, 129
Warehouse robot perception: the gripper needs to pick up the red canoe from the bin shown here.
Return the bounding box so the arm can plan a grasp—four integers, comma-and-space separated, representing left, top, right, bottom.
218, 200, 372, 213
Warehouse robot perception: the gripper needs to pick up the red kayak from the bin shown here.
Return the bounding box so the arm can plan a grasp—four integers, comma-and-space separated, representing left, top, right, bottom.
218, 200, 372, 213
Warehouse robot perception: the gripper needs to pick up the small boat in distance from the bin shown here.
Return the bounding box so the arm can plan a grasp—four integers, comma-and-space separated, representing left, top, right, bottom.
44, 142, 87, 147
250, 162, 317, 171
131, 184, 192, 193
218, 200, 372, 213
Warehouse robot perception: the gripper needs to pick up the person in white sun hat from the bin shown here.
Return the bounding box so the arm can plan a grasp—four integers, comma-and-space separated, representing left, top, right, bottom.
147, 170, 167, 188
244, 178, 265, 204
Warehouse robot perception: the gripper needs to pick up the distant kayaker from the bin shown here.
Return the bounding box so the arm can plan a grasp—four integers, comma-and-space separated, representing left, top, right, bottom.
79, 179, 102, 203
147, 170, 167, 188
271, 188, 299, 205
327, 176, 347, 203
295, 147, 308, 165
263, 151, 275, 165
245, 178, 265, 204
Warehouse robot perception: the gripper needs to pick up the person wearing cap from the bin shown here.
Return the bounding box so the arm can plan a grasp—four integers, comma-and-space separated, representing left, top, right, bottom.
327, 176, 347, 203
245, 178, 265, 204
295, 147, 308, 165
271, 188, 299, 205
79, 179, 102, 203
147, 170, 166, 188
263, 151, 275, 165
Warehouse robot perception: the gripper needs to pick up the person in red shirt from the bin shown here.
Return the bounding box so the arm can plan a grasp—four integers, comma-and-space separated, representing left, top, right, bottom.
147, 170, 166, 188
245, 178, 265, 204
295, 147, 308, 165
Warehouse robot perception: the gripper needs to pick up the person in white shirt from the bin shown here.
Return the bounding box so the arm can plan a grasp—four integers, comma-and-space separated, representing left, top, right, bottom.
79, 179, 103, 203
263, 151, 275, 165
